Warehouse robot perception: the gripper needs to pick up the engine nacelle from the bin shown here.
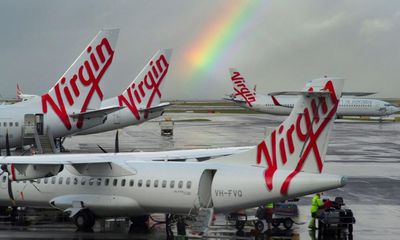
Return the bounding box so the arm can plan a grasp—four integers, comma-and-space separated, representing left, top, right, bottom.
7, 164, 63, 181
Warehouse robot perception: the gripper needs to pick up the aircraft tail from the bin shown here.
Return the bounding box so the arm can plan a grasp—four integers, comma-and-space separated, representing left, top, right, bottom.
41, 29, 119, 129
212, 77, 344, 194
117, 49, 172, 120
16, 84, 22, 100
228, 68, 256, 107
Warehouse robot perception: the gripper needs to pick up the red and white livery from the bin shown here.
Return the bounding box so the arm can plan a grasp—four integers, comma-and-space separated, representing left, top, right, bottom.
0, 29, 119, 148
0, 78, 346, 231
226, 68, 400, 117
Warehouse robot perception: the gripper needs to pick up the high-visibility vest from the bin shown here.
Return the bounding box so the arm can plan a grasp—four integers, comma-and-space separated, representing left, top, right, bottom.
266, 203, 274, 209
310, 194, 323, 213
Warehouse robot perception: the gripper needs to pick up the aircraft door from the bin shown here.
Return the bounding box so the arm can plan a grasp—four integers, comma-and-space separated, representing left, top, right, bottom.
35, 114, 44, 135
198, 169, 216, 208
23, 114, 35, 135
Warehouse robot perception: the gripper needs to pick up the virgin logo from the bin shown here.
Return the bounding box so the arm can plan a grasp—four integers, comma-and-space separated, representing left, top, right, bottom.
231, 71, 256, 107
41, 37, 114, 130
256, 81, 338, 195
118, 54, 169, 120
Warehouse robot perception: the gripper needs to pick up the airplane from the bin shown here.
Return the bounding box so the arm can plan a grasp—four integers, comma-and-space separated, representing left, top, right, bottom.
0, 29, 120, 150
226, 68, 400, 117
16, 84, 39, 102
76, 49, 172, 135
0, 77, 346, 235
0, 84, 37, 105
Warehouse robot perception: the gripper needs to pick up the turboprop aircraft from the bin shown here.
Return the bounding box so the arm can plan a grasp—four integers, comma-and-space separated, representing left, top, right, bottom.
77, 49, 172, 135
0, 29, 120, 149
0, 78, 345, 235
226, 68, 400, 117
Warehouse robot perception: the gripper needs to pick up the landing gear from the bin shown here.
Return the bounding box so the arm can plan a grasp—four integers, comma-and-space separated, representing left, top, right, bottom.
73, 209, 95, 231
129, 215, 149, 233
165, 214, 174, 238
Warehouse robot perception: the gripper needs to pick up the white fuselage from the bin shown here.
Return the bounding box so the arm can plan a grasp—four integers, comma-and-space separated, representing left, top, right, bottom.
0, 160, 343, 218
238, 94, 400, 117
0, 98, 103, 149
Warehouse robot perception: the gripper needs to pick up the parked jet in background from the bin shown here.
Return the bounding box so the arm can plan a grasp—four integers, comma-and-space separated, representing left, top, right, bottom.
16, 84, 39, 102
0, 29, 120, 149
0, 78, 345, 233
226, 68, 400, 117
77, 49, 172, 135
0, 84, 39, 105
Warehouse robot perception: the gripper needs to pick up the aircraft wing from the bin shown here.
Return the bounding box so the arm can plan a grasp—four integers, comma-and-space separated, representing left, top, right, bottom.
270, 91, 376, 97
341, 92, 377, 96
69, 106, 124, 119
138, 102, 171, 112
0, 146, 253, 165
223, 97, 246, 104
0, 146, 253, 179
269, 91, 332, 97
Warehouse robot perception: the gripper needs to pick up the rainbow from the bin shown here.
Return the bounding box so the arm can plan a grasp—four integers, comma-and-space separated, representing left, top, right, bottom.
180, 0, 264, 89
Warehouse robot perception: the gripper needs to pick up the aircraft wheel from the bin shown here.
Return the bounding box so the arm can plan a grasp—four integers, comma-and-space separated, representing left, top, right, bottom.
235, 220, 245, 231
130, 215, 150, 232
74, 209, 95, 231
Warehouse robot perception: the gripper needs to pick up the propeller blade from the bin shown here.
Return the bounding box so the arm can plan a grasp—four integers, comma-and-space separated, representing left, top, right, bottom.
115, 130, 119, 153
97, 145, 107, 153
30, 181, 42, 193
7, 178, 15, 205
5, 130, 11, 156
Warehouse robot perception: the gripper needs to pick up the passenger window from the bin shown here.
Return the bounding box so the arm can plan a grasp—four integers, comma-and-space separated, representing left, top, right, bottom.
162, 180, 167, 188
138, 179, 143, 187
146, 180, 151, 187
186, 181, 192, 189
73, 177, 78, 185
121, 179, 126, 187
178, 181, 183, 189
37, 179, 41, 184
44, 178, 48, 184
105, 178, 110, 186
9, 122, 13, 127
97, 178, 102, 186
15, 122, 18, 127
3, 122, 6, 127
154, 180, 159, 188
113, 179, 118, 186
81, 178, 86, 185
129, 179, 134, 187
89, 178, 95, 186
170, 180, 175, 188
66, 177, 70, 185
58, 177, 63, 185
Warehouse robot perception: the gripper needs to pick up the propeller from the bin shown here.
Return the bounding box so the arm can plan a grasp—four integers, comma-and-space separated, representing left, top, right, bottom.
96, 130, 121, 170
97, 130, 120, 154
0, 130, 16, 205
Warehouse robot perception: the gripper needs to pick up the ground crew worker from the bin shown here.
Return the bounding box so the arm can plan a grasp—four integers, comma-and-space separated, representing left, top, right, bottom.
308, 193, 324, 229
265, 202, 274, 229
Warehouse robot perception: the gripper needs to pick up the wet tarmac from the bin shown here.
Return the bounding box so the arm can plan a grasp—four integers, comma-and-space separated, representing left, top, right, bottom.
3, 113, 400, 239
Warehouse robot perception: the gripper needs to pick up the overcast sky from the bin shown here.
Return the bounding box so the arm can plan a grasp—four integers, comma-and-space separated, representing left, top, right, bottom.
0, 0, 399, 100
